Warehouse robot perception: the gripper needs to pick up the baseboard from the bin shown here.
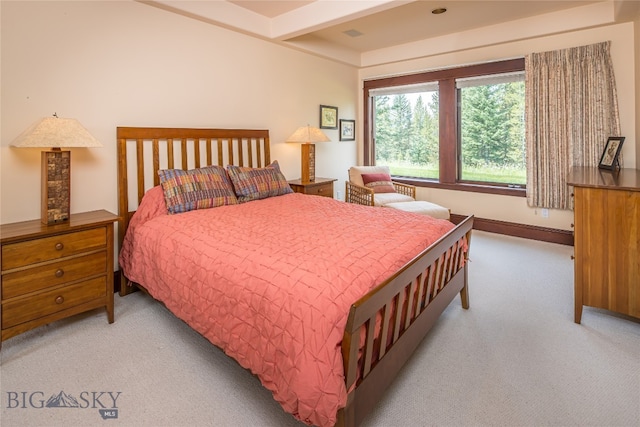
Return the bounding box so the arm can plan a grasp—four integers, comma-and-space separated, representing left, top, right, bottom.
450, 214, 574, 246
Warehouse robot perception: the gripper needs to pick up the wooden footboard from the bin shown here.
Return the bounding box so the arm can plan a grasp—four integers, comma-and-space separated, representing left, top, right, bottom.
338, 215, 473, 427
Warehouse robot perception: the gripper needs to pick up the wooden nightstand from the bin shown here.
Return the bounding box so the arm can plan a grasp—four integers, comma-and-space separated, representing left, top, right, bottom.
288, 178, 337, 198
0, 210, 119, 347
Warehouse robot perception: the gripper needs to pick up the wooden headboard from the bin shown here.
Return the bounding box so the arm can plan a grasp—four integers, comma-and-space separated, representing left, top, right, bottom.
116, 127, 270, 252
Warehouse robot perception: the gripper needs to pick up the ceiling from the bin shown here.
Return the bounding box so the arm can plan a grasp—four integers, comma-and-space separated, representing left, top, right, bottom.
228, 1, 316, 18
145, 1, 640, 66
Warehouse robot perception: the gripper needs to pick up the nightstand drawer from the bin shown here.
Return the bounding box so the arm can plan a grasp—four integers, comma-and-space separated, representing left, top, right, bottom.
305, 183, 333, 197
288, 178, 336, 198
2, 252, 107, 299
2, 276, 106, 329
1, 228, 107, 270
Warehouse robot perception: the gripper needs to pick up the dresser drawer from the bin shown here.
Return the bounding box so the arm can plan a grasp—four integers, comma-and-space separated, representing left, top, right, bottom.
2, 276, 106, 329
1, 228, 107, 270
2, 252, 107, 300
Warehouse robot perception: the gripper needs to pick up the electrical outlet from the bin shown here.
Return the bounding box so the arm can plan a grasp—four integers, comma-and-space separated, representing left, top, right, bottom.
336, 190, 342, 200
541, 208, 549, 218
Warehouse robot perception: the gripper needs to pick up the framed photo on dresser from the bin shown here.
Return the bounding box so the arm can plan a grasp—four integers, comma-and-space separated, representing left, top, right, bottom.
598, 136, 625, 170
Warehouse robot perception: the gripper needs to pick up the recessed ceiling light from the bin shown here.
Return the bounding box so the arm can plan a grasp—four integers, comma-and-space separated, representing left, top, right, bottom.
432, 8, 447, 15
343, 29, 363, 37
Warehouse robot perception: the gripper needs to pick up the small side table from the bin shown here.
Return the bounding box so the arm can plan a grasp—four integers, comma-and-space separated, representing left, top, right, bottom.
0, 210, 119, 348
288, 178, 337, 198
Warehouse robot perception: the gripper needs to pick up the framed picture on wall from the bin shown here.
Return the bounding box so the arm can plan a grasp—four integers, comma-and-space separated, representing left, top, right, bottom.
319, 105, 338, 129
339, 119, 355, 141
598, 136, 625, 170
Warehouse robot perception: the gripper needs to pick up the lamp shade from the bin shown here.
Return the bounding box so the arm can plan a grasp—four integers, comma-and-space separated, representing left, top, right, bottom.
286, 125, 330, 144
11, 116, 103, 148
11, 115, 102, 225
286, 125, 330, 183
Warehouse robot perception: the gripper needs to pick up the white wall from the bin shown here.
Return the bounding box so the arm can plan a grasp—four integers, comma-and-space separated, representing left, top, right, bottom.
359, 15, 637, 231
2, 2, 637, 234
0, 1, 358, 225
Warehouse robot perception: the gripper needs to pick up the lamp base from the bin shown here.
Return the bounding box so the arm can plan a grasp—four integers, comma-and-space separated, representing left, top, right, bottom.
41, 149, 70, 225
301, 143, 315, 183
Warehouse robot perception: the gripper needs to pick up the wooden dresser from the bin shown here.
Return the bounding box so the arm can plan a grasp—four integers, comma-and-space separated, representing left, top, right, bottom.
567, 167, 640, 323
288, 178, 337, 198
0, 210, 119, 347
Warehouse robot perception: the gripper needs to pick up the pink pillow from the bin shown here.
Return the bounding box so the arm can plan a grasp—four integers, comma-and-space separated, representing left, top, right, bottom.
361, 173, 396, 193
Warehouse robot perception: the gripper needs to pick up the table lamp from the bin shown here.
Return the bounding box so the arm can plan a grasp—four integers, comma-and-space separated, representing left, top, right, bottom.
286, 125, 330, 183
11, 114, 103, 224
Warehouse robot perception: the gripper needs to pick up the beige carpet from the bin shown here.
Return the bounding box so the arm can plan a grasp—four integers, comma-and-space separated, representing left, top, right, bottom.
1, 231, 639, 427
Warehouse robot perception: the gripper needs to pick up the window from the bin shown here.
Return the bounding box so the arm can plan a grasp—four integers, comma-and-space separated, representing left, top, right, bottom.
457, 72, 525, 186
369, 82, 439, 179
364, 58, 526, 195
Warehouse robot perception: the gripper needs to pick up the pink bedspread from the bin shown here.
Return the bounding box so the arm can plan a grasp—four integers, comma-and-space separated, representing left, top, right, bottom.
119, 188, 454, 426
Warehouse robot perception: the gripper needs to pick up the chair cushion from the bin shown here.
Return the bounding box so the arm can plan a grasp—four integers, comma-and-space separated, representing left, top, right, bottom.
361, 172, 396, 193
349, 165, 391, 187
384, 201, 450, 220
373, 193, 414, 206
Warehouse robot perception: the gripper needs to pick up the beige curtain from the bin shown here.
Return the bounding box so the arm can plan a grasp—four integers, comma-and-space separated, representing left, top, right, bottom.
525, 41, 620, 209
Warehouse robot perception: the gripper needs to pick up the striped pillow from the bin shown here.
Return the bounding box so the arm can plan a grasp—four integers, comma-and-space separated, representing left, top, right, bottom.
227, 160, 293, 203
361, 172, 396, 193
158, 166, 238, 214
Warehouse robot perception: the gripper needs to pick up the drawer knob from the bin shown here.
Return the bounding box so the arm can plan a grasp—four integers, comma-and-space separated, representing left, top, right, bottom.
55, 242, 64, 251
55, 269, 64, 278
55, 296, 64, 304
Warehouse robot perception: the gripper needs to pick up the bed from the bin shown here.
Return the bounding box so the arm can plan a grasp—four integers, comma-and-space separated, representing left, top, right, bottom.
116, 127, 474, 427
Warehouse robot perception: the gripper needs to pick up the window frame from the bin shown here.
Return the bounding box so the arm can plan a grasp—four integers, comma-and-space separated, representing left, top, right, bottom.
363, 58, 526, 197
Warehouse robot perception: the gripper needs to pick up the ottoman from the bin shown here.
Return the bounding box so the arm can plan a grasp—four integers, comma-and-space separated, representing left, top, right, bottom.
384, 200, 450, 220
